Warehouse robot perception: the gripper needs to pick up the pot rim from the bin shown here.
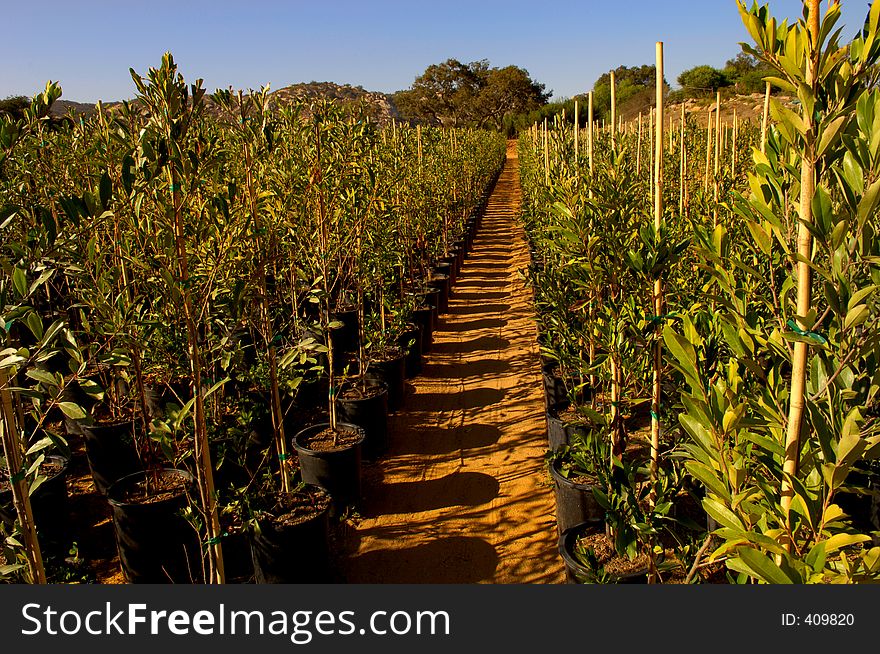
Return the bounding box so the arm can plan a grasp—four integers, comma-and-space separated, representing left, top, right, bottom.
106, 468, 195, 507
292, 422, 366, 454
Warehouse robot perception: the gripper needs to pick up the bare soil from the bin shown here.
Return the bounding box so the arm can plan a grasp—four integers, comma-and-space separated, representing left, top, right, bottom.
261, 488, 332, 528
302, 426, 361, 451
343, 141, 565, 583
115, 472, 188, 505
575, 531, 649, 578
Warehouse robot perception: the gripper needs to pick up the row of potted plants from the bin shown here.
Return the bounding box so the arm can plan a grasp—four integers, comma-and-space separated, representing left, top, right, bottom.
0, 54, 506, 583
521, 0, 880, 583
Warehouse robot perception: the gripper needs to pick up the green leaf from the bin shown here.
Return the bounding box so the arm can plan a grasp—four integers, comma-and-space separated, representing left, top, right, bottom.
57, 402, 87, 420
12, 267, 27, 298
703, 497, 746, 532
99, 171, 112, 211
847, 285, 877, 312
736, 547, 795, 584
686, 461, 731, 501
25, 312, 43, 340
857, 178, 880, 231
823, 533, 870, 554
816, 114, 848, 158
24, 369, 57, 386
844, 304, 870, 331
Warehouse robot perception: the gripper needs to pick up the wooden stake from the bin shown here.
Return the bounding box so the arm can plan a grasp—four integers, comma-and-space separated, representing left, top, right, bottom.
574, 99, 580, 165
649, 108, 654, 190
417, 124, 423, 174
0, 372, 46, 584
543, 118, 550, 185
637, 112, 642, 175
704, 107, 712, 192
610, 70, 617, 149
679, 103, 685, 217
588, 91, 594, 195
781, 0, 821, 553
714, 90, 721, 224
732, 109, 738, 176
761, 80, 771, 155
651, 41, 665, 492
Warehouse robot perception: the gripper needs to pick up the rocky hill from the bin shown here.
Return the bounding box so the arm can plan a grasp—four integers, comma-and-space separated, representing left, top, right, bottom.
49, 82, 400, 125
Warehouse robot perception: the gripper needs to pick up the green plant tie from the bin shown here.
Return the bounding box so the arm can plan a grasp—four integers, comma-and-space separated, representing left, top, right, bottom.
10, 470, 26, 484
271, 333, 283, 344
169, 183, 179, 192
786, 319, 827, 345
647, 312, 677, 325
329, 386, 337, 397
205, 532, 228, 546
278, 452, 290, 461
650, 410, 660, 420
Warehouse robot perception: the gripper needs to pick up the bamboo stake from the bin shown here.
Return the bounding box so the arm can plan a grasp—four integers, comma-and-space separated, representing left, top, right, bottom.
679, 103, 685, 217
417, 124, 423, 175
714, 91, 721, 225
649, 108, 654, 190
732, 109, 738, 176
781, 0, 820, 554
543, 118, 550, 185
637, 112, 642, 175
574, 99, 579, 165
610, 70, 617, 149
761, 80, 771, 155
169, 162, 225, 585
651, 42, 665, 490
704, 107, 712, 192
588, 91, 594, 195
0, 372, 46, 583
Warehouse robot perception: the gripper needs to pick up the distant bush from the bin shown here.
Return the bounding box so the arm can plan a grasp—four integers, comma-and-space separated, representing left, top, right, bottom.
0, 95, 29, 120
677, 66, 730, 98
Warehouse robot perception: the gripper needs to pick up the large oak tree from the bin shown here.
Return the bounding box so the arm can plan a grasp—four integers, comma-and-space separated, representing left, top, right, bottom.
394, 59, 549, 129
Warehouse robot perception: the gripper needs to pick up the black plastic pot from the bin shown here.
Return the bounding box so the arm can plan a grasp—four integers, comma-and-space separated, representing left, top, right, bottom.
80, 421, 143, 496
292, 423, 366, 517
550, 458, 604, 535
412, 305, 435, 354
450, 246, 463, 270
296, 375, 329, 410
249, 486, 332, 584
430, 275, 450, 314
0, 454, 71, 555
424, 288, 441, 328
546, 406, 568, 452
107, 469, 202, 583
434, 262, 454, 289
542, 368, 569, 410
399, 325, 423, 378
439, 255, 458, 283
366, 352, 406, 413
335, 381, 389, 459
330, 308, 360, 357
559, 521, 648, 584
218, 528, 254, 584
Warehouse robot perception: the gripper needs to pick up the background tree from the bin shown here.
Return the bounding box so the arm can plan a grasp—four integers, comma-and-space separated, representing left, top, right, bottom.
722, 52, 774, 93
591, 65, 667, 122
394, 58, 549, 128
676, 65, 730, 97
0, 96, 29, 120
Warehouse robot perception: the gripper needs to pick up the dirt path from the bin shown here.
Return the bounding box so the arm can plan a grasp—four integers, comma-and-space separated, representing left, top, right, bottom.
344, 141, 564, 583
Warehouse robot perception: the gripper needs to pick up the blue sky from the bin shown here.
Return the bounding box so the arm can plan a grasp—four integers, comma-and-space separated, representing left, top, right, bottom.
1, 1, 872, 102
